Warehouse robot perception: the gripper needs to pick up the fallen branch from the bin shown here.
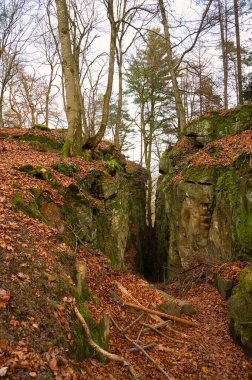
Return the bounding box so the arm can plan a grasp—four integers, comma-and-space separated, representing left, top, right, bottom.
129, 342, 156, 352
74, 305, 138, 379
123, 313, 145, 332
157, 344, 177, 353
124, 336, 174, 380
141, 323, 183, 344
124, 302, 199, 327
148, 320, 188, 338
111, 316, 174, 380
115, 281, 161, 323
136, 325, 144, 343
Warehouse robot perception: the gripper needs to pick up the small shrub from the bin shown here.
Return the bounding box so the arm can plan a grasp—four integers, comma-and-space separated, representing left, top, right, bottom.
105, 159, 122, 174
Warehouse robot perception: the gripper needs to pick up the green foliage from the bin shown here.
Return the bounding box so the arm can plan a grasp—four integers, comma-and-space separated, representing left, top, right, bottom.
52, 162, 80, 177
105, 159, 122, 173
161, 150, 169, 159
125, 28, 177, 137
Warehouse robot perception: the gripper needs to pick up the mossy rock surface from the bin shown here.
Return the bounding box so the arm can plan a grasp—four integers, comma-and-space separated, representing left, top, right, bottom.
228, 267, 252, 352
158, 290, 196, 316
52, 162, 80, 177
32, 124, 50, 131
14, 133, 63, 151
184, 104, 252, 145
214, 272, 234, 299
11, 191, 46, 221
18, 165, 58, 187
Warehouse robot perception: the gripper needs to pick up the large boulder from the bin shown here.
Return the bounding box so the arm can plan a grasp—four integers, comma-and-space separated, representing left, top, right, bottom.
228, 267, 252, 352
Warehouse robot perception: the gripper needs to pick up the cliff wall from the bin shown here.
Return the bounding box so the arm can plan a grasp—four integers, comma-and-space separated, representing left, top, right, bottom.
155, 104, 252, 278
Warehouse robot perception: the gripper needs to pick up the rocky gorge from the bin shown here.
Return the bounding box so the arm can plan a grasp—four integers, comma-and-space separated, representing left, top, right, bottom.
0, 105, 252, 379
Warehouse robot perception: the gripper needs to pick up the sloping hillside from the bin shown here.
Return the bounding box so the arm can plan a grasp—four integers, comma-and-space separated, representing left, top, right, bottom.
0, 127, 252, 380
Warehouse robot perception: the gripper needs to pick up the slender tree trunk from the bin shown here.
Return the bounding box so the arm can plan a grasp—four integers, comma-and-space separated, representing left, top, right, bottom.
218, 0, 228, 109
45, 65, 53, 128
145, 98, 155, 228
233, 0, 243, 104
0, 94, 4, 127
85, 0, 116, 149
114, 46, 123, 149
140, 103, 145, 166
158, 0, 186, 134
55, 0, 82, 156
73, 58, 89, 139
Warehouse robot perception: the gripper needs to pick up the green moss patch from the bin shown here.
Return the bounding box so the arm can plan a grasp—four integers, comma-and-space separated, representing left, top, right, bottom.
11, 191, 46, 221
18, 165, 58, 187
228, 267, 252, 351
105, 159, 123, 175
52, 162, 80, 177
32, 124, 50, 131
14, 133, 63, 151
69, 291, 109, 362
185, 104, 252, 142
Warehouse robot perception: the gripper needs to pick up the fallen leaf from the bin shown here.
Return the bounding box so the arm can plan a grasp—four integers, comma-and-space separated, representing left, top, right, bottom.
0, 367, 8, 377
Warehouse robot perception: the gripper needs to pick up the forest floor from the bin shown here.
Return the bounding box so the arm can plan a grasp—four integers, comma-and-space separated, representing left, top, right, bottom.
0, 128, 252, 380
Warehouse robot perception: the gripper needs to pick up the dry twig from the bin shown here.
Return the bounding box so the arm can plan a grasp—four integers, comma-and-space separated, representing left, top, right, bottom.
123, 313, 145, 332
111, 316, 174, 380
141, 323, 183, 344
129, 342, 156, 352
148, 320, 188, 338
74, 305, 138, 379
124, 302, 199, 327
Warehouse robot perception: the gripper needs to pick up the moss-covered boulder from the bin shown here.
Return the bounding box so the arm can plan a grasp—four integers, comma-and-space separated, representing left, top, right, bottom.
11, 191, 46, 221
18, 165, 58, 187
14, 133, 63, 151
228, 267, 252, 352
158, 290, 196, 317
214, 272, 234, 299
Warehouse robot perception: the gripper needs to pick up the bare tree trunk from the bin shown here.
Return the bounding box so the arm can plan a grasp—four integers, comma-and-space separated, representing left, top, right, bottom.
218, 0, 228, 109
85, 0, 116, 149
0, 94, 4, 127
45, 64, 54, 128
140, 103, 144, 166
158, 0, 186, 134
234, 0, 243, 104
55, 0, 82, 156
114, 46, 123, 149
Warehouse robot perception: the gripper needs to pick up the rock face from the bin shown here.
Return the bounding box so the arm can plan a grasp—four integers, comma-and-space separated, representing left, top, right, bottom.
155, 104, 252, 278
228, 267, 252, 352
16, 155, 147, 270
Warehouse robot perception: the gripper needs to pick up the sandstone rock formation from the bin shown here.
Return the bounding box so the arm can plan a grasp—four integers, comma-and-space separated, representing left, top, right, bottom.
155, 104, 252, 278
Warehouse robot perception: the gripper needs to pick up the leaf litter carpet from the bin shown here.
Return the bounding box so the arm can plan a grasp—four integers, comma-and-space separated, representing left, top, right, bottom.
0, 128, 252, 379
